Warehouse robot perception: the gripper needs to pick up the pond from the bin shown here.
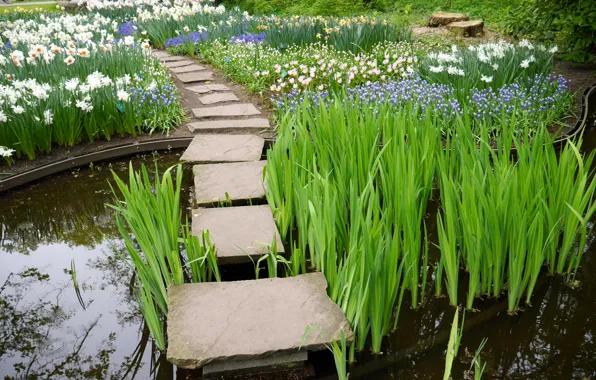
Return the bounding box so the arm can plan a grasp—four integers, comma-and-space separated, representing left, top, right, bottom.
2, 127, 596, 379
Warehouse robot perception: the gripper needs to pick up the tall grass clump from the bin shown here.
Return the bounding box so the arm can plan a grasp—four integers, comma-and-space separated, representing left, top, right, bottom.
265, 94, 440, 355
108, 163, 219, 350
436, 122, 596, 313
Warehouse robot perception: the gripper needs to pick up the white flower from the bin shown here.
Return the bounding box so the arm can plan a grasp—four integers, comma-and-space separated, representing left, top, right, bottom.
447, 66, 465, 76
549, 46, 558, 54
117, 90, 129, 102
0, 146, 15, 157
64, 55, 76, 65
519, 39, 534, 49
43, 109, 53, 125
124, 36, 135, 45
65, 78, 80, 91
429, 65, 444, 73
492, 63, 499, 70
480, 75, 493, 83
520, 59, 530, 68
76, 99, 93, 112
12, 105, 25, 114
0, 111, 7, 123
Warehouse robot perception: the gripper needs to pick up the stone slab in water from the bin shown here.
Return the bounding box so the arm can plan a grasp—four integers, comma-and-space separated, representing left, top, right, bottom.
448, 20, 484, 37
191, 205, 283, 264
187, 118, 270, 133
159, 56, 188, 62
199, 92, 239, 105
428, 11, 469, 26
202, 350, 307, 378
192, 103, 261, 118
186, 85, 211, 94
180, 134, 264, 162
177, 71, 214, 83
167, 272, 353, 368
193, 161, 266, 206
170, 64, 206, 73
165, 60, 194, 68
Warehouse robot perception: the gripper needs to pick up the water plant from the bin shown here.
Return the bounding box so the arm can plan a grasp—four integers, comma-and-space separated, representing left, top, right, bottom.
108, 163, 219, 349
266, 95, 439, 354
435, 123, 596, 312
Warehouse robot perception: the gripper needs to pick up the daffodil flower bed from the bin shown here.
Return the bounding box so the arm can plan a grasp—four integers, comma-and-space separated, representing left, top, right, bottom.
0, 11, 184, 163
197, 40, 416, 93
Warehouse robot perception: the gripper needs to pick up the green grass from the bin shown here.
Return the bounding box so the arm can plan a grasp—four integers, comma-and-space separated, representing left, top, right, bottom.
0, 3, 58, 12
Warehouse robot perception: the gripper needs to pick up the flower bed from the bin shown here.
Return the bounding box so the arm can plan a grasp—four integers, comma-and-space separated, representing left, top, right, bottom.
0, 11, 184, 163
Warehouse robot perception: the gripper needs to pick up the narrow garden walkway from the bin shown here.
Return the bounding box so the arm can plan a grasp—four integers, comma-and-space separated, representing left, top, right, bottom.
153, 50, 352, 377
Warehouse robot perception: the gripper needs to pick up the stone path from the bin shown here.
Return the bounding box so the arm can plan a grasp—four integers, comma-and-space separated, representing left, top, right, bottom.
154, 49, 352, 377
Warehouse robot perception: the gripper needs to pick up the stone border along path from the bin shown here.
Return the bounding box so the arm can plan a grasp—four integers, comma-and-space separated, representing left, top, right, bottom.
154, 49, 353, 377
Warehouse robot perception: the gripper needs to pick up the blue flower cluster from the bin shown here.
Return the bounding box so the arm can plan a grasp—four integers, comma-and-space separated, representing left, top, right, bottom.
229, 32, 266, 44
118, 22, 138, 36
130, 83, 177, 111
469, 74, 570, 124
275, 75, 461, 119
164, 32, 209, 48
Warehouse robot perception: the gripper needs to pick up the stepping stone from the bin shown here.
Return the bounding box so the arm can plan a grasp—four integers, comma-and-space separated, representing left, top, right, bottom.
428, 11, 469, 27
191, 205, 283, 264
199, 92, 239, 105
180, 134, 264, 162
165, 60, 195, 68
203, 351, 307, 378
177, 71, 214, 83
170, 64, 206, 73
448, 20, 484, 37
167, 273, 353, 368
187, 118, 270, 133
193, 161, 266, 206
206, 84, 231, 92
186, 85, 210, 94
152, 51, 170, 58
193, 103, 261, 118
159, 56, 188, 62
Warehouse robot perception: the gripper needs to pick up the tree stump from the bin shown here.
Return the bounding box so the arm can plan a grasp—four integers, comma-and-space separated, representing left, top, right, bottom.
428, 11, 469, 27
447, 20, 485, 37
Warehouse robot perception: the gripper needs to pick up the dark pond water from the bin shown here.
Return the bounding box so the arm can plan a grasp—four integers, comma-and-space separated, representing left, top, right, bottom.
0, 150, 192, 379
1, 109, 596, 380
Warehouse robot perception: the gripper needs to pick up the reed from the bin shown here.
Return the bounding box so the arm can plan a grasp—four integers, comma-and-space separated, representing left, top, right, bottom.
435, 121, 596, 312
108, 163, 220, 350
265, 95, 439, 354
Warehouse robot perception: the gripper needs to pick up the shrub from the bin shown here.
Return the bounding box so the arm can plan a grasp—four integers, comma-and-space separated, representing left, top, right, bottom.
505, 0, 596, 63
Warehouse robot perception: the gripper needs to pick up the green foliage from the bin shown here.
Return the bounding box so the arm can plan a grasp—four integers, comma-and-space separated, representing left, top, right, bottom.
505, 0, 596, 63
108, 163, 220, 350
436, 124, 596, 312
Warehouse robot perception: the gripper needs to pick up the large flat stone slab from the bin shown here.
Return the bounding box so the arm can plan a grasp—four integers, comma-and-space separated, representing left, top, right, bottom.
167, 273, 353, 368
159, 55, 188, 62
187, 118, 270, 133
193, 103, 261, 118
165, 60, 194, 68
203, 350, 307, 378
191, 205, 283, 263
170, 64, 207, 73
180, 134, 264, 162
152, 51, 170, 58
199, 92, 239, 105
186, 85, 211, 94
177, 71, 214, 83
193, 161, 266, 206
205, 84, 231, 92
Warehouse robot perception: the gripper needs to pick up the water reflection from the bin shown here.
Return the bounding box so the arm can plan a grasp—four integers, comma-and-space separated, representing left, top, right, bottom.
0, 151, 190, 379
